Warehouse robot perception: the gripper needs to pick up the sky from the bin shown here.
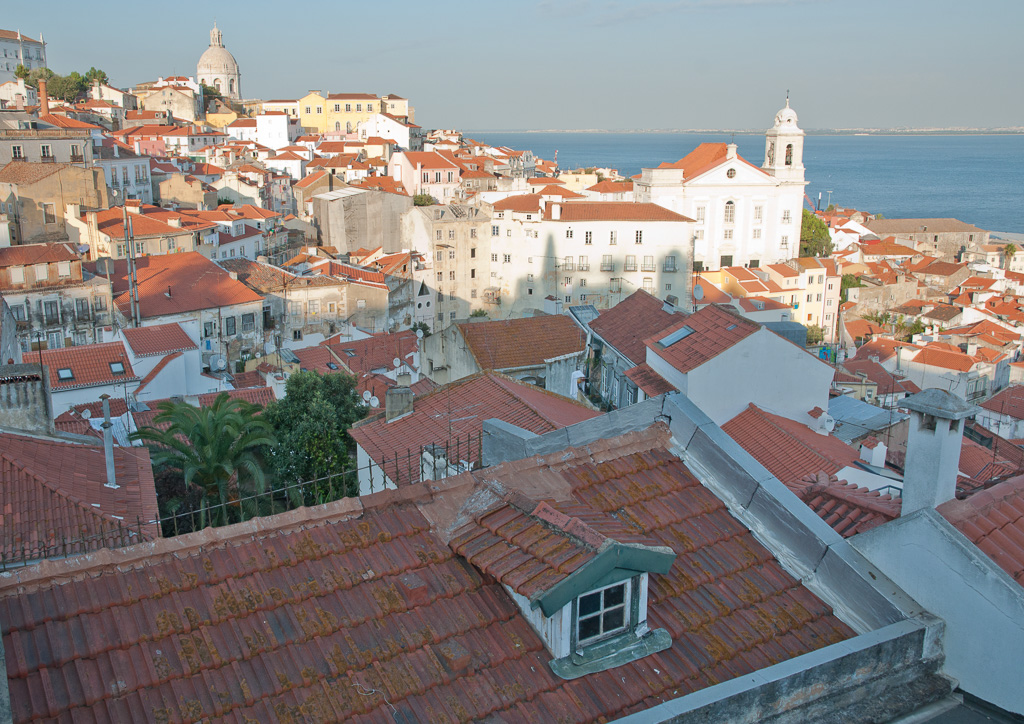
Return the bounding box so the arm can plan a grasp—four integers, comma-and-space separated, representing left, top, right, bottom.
6, 0, 1023, 131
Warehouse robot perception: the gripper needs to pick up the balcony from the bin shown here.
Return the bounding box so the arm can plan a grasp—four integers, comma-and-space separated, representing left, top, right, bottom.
39, 156, 55, 163
663, 263, 677, 273
600, 262, 615, 272
623, 261, 637, 272
70, 154, 85, 164
577, 263, 590, 272
641, 262, 657, 272
561, 261, 575, 272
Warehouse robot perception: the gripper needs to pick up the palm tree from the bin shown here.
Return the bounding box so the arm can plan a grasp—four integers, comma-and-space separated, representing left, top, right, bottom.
131, 393, 276, 527
1004, 243, 1017, 270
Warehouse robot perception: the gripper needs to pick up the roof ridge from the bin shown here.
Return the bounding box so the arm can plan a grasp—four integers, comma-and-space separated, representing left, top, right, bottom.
746, 404, 840, 479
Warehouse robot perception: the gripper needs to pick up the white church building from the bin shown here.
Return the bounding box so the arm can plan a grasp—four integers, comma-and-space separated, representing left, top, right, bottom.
635, 99, 807, 271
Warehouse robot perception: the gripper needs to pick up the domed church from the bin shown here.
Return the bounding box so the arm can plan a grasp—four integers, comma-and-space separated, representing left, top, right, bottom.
196, 23, 241, 100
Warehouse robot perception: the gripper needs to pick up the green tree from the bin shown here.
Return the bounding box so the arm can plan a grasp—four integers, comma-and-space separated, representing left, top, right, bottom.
48, 71, 88, 102
263, 371, 367, 501
806, 325, 825, 345
413, 194, 438, 206
800, 209, 833, 257
14, 64, 29, 82
839, 273, 864, 302
130, 394, 275, 527
1004, 243, 1016, 270
411, 321, 431, 338
24, 66, 54, 90
84, 67, 109, 86
469, 309, 488, 318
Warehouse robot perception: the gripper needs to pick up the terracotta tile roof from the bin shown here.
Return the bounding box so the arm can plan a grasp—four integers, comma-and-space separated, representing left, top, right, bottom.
737, 296, 791, 312
121, 323, 197, 357
917, 260, 966, 277
197, 387, 274, 407
292, 169, 327, 189
645, 304, 759, 374
921, 304, 962, 322
458, 315, 586, 370
852, 337, 919, 363
658, 142, 729, 177
958, 438, 1019, 482
350, 371, 599, 486
401, 150, 459, 169
0, 430, 158, 561
840, 359, 920, 397
767, 263, 800, 278
40, 342, 139, 391
545, 201, 693, 223
691, 277, 732, 305
492, 193, 542, 213
586, 180, 634, 193
327, 330, 418, 377
37, 113, 102, 130
90, 252, 264, 319
866, 218, 987, 235
0, 161, 71, 185
624, 362, 676, 396
859, 239, 918, 257
844, 319, 886, 340
351, 175, 408, 195
981, 386, 1024, 421
787, 471, 900, 538
538, 184, 584, 198
588, 289, 684, 365
0, 242, 78, 267
911, 345, 976, 372
940, 477, 1024, 586
230, 370, 266, 389
293, 344, 344, 375
722, 404, 861, 484
528, 176, 563, 185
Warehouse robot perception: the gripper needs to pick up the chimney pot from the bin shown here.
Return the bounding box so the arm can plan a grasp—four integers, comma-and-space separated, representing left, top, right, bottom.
385, 386, 414, 422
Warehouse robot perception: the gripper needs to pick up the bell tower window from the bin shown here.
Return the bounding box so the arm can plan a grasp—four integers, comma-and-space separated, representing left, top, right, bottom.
785, 144, 793, 166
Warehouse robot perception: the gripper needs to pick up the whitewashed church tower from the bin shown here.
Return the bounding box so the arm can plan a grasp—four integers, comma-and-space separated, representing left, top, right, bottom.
196, 23, 241, 100
763, 97, 805, 183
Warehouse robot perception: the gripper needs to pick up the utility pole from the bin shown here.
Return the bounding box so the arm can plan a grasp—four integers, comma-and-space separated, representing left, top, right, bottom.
120, 202, 140, 327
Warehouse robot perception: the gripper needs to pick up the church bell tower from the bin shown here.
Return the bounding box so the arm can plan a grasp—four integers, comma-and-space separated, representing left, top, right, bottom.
763, 96, 805, 184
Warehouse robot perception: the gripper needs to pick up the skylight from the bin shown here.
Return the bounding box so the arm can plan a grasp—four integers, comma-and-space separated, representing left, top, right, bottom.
57, 368, 74, 381
344, 349, 357, 357
326, 362, 338, 370
659, 326, 695, 347
109, 361, 125, 375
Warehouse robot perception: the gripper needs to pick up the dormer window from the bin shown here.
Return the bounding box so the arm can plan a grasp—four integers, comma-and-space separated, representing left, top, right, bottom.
576, 581, 629, 646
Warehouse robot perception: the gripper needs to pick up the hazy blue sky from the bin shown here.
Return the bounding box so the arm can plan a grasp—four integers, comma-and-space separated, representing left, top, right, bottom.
6, 0, 1022, 130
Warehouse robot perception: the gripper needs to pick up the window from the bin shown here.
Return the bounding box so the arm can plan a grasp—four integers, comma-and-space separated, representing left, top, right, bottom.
585, 231, 592, 245
579, 278, 587, 287
695, 229, 704, 241
601, 255, 613, 271
34, 263, 48, 280
225, 316, 236, 336
642, 255, 655, 271
43, 203, 56, 224
345, 104, 351, 112
491, 253, 498, 262
436, 272, 443, 281
724, 201, 735, 224
753, 229, 762, 239
696, 206, 705, 222
9, 266, 24, 284
564, 276, 572, 286
785, 144, 793, 166
448, 250, 456, 259
293, 329, 303, 340
434, 172, 442, 183
491, 226, 499, 237
122, 167, 129, 185
471, 289, 477, 298
436, 230, 442, 240
423, 172, 430, 183
367, 104, 374, 112
450, 311, 456, 321
40, 144, 52, 158
806, 294, 813, 302
635, 230, 643, 244
624, 255, 637, 272
471, 229, 477, 239
435, 250, 443, 261
563, 255, 574, 271
782, 210, 792, 224
749, 259, 759, 268
448, 230, 455, 240
10, 303, 25, 321
506, 229, 512, 237
316, 106, 323, 114
693, 261, 704, 272
724, 229, 733, 240
726, 168, 736, 179
609, 231, 617, 245
817, 293, 822, 302
356, 104, 362, 112
826, 299, 833, 306
334, 104, 340, 112
642, 278, 654, 293
57, 368, 74, 381
305, 106, 311, 114
566, 229, 573, 239
663, 255, 677, 272
242, 313, 255, 331
447, 172, 454, 183
470, 269, 476, 278
109, 361, 125, 375
503, 254, 511, 263
75, 298, 89, 318
754, 205, 763, 222
721, 255, 733, 268
11, 145, 22, 159
308, 300, 320, 315
527, 273, 534, 282
449, 271, 455, 280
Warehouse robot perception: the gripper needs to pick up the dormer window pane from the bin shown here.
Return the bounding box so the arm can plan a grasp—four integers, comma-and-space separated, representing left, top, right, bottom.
577, 581, 629, 644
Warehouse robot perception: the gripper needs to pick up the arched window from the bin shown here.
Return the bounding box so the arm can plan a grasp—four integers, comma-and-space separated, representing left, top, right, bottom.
785, 144, 793, 166
229, 79, 234, 94
335, 122, 341, 132
346, 121, 352, 134
214, 78, 221, 91
724, 201, 735, 224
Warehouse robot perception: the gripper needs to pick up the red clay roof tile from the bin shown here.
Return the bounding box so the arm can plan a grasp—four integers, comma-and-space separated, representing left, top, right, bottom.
457, 315, 586, 371
121, 323, 197, 357
941, 477, 1024, 586
588, 289, 684, 365
645, 304, 759, 374
40, 342, 139, 391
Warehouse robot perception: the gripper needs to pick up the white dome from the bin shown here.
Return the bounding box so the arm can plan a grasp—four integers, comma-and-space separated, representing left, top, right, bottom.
196, 23, 241, 99
198, 45, 239, 76
773, 98, 799, 128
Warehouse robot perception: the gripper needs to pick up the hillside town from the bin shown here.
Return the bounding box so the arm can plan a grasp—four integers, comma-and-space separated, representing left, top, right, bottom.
1, 23, 1023, 724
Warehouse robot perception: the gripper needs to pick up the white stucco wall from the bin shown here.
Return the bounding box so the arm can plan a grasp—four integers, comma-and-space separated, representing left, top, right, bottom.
851, 510, 1024, 715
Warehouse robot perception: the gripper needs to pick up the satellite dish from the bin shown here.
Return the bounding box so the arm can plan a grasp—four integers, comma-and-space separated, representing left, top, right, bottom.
415, 329, 424, 339
254, 351, 262, 358
393, 357, 401, 368
693, 283, 705, 301
369, 396, 380, 408
95, 257, 115, 276
362, 390, 372, 402
81, 409, 92, 419
212, 356, 227, 370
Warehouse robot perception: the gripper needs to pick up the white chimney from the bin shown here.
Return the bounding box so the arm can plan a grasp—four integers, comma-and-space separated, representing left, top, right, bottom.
900, 389, 977, 515
726, 143, 738, 160
100, 395, 119, 489
859, 437, 887, 468
551, 203, 561, 220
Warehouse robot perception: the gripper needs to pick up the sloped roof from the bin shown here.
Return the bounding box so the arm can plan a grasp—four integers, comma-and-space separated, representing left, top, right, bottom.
624, 362, 676, 396
723, 404, 861, 484
656, 142, 765, 181
588, 289, 684, 365
940, 477, 1024, 587
121, 323, 197, 357
981, 385, 1024, 421
0, 431, 157, 561
92, 252, 264, 318
840, 359, 920, 397
865, 218, 987, 235
911, 345, 976, 372
457, 315, 586, 370
492, 193, 542, 213
0, 242, 78, 267
349, 371, 599, 486
40, 342, 139, 391
645, 304, 759, 374
586, 180, 634, 193
787, 471, 900, 538
327, 330, 418, 376
545, 201, 692, 223
844, 319, 887, 340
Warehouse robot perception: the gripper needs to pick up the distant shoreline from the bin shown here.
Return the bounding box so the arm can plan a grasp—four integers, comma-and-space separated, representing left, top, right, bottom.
467, 129, 1024, 137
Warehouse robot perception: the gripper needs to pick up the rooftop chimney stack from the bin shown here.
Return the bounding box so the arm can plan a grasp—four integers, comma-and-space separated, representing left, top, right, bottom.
100, 394, 119, 489
385, 386, 414, 422
38, 79, 49, 116
900, 389, 977, 516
